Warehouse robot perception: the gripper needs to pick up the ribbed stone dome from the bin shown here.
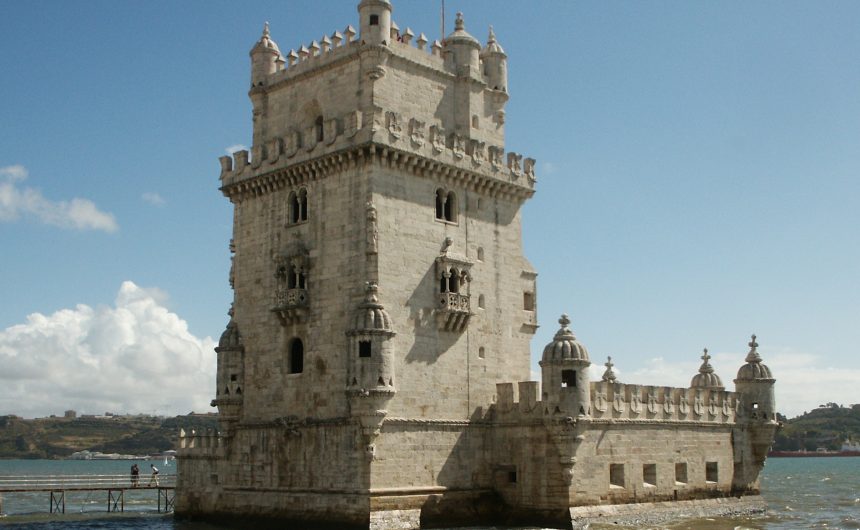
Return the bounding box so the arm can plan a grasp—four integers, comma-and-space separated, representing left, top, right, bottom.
218, 320, 243, 351
736, 335, 773, 381
542, 314, 590, 363
691, 348, 724, 389
351, 283, 394, 333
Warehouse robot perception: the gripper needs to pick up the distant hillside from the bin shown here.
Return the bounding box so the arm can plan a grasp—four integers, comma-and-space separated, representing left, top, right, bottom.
773, 405, 860, 451
0, 414, 219, 459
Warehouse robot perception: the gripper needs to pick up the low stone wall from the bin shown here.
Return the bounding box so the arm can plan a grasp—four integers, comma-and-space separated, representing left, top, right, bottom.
569, 495, 768, 529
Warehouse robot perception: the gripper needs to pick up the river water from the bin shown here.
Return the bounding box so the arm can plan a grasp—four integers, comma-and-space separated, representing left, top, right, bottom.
0, 457, 857, 529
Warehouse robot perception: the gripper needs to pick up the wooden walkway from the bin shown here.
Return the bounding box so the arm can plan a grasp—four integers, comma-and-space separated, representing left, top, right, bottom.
0, 473, 176, 514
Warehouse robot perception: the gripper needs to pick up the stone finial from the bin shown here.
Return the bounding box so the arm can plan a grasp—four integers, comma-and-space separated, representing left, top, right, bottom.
431, 40, 443, 56
298, 45, 310, 61
602, 356, 617, 383
321, 35, 332, 52
263, 21, 270, 38
558, 314, 571, 329
455, 12, 465, 31
488, 25, 496, 44
287, 50, 298, 66
364, 281, 379, 303
417, 33, 428, 50
542, 314, 589, 363
345, 25, 357, 42
332, 31, 344, 47
700, 348, 713, 372
402, 27, 414, 45
309, 40, 321, 57
745, 333, 761, 363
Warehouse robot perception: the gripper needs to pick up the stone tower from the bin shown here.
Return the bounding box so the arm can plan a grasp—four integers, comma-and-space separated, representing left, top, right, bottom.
177, 3, 776, 528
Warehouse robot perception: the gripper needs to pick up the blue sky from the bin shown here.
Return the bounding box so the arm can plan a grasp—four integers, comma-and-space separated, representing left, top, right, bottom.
1, 1, 858, 418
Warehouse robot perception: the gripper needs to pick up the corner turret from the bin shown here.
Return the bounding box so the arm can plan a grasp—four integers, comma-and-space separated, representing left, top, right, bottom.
444, 13, 480, 76
540, 314, 591, 416
358, 0, 392, 46
734, 335, 776, 421
250, 22, 282, 87
211, 311, 245, 437
481, 26, 508, 92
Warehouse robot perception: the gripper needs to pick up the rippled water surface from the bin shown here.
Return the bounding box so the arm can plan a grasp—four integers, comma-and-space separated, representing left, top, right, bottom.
1, 457, 858, 529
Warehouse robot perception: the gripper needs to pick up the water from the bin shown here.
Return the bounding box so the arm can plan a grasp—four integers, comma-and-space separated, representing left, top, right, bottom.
1, 458, 857, 529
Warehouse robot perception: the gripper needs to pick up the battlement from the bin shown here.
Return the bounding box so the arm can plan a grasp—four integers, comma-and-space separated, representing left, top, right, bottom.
177, 428, 224, 458
494, 380, 738, 425
217, 105, 536, 200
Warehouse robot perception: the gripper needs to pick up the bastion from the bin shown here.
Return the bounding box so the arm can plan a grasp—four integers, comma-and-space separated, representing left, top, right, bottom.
175, 2, 779, 528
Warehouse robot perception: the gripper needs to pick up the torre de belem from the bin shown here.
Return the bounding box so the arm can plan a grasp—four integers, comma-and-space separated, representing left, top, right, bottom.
175, 2, 779, 528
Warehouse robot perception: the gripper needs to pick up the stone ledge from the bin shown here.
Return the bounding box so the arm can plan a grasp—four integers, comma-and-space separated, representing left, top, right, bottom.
569, 495, 768, 529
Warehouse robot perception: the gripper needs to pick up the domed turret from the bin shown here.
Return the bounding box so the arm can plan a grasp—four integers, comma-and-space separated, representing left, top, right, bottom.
444, 12, 480, 73
218, 320, 243, 351
734, 334, 776, 422
691, 348, 724, 390
481, 26, 508, 92
542, 314, 590, 363
250, 22, 282, 87
358, 0, 392, 46
347, 283, 397, 394
540, 314, 591, 416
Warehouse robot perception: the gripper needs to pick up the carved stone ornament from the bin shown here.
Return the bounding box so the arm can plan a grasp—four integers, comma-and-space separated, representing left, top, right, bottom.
268, 137, 282, 164
304, 125, 318, 151
325, 118, 338, 145
489, 146, 504, 169
470, 140, 485, 166
285, 131, 300, 158
524, 157, 536, 183
430, 125, 445, 154
664, 398, 675, 416
409, 118, 425, 147
709, 398, 719, 416
630, 394, 642, 414
251, 145, 264, 169
647, 391, 658, 414
679, 397, 690, 415
451, 134, 465, 160
693, 395, 704, 416
366, 201, 378, 255
386, 111, 402, 140
612, 393, 625, 413
345, 111, 361, 138
594, 392, 608, 413
723, 399, 733, 416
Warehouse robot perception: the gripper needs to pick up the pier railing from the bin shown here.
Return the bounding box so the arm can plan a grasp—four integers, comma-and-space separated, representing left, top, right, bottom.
0, 473, 176, 514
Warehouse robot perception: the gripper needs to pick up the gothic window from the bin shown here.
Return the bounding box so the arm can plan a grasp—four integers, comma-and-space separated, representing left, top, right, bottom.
315, 116, 324, 143
288, 188, 309, 225
434, 188, 457, 222
288, 338, 304, 374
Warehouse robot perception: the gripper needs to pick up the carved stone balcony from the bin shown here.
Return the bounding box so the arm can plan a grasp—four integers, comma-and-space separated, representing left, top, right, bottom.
272, 287, 309, 325
436, 292, 471, 332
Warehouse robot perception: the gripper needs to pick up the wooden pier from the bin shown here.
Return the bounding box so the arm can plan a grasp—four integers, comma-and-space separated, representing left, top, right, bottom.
0, 473, 176, 515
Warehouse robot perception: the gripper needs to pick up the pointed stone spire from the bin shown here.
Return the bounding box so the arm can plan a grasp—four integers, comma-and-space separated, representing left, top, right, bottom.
602, 356, 617, 383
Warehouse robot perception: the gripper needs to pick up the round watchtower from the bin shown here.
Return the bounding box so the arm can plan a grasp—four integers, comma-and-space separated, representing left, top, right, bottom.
358, 0, 393, 46
250, 22, 282, 87
734, 335, 776, 421
540, 314, 591, 416
481, 26, 508, 92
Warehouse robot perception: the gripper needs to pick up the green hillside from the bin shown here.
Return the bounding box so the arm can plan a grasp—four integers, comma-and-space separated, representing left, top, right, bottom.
773, 405, 860, 451
0, 414, 218, 459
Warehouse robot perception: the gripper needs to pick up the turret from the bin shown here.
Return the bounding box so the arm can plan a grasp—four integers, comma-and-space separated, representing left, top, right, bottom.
250, 22, 282, 87
211, 313, 245, 436
690, 348, 725, 390
540, 314, 591, 417
734, 335, 776, 421
732, 334, 779, 493
444, 13, 480, 75
481, 26, 508, 92
357, 0, 392, 46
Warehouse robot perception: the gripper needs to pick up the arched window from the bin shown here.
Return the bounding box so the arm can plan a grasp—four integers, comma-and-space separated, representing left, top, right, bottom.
435, 188, 457, 222
449, 268, 460, 293
315, 116, 324, 143
298, 188, 308, 222
287, 188, 309, 225
288, 338, 304, 374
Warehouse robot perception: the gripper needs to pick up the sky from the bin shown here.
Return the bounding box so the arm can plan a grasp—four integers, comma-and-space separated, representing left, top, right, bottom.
1, 1, 858, 419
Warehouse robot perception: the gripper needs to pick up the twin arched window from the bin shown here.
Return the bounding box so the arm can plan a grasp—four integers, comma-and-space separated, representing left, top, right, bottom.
440, 266, 467, 294
435, 188, 457, 222
288, 188, 308, 224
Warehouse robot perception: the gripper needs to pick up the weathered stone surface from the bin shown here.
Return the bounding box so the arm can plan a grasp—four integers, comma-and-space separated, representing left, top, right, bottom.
176, 2, 778, 529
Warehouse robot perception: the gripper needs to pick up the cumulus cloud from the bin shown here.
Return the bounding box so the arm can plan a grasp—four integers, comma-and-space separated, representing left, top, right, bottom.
141, 192, 166, 207
0, 282, 216, 418
224, 144, 247, 156
0, 165, 118, 232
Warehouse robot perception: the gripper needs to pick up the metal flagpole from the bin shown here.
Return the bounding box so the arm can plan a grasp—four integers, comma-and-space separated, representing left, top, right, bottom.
441, 0, 445, 41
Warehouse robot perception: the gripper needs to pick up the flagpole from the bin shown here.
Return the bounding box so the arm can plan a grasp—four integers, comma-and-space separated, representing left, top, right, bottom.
441, 0, 445, 41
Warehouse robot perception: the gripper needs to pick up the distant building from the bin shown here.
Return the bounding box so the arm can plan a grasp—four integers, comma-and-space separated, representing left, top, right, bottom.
64, 410, 77, 419
176, 2, 779, 529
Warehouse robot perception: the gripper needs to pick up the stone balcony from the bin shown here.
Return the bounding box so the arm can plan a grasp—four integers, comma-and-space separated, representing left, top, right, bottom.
436, 292, 471, 332
272, 287, 309, 325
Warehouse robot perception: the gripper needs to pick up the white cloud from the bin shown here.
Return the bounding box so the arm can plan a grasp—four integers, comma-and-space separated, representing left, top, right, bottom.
141, 192, 166, 207
542, 161, 557, 175
0, 282, 217, 418
0, 165, 118, 232
224, 144, 247, 156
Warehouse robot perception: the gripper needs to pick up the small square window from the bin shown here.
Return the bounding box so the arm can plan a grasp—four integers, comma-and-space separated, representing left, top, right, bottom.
609, 463, 624, 488
523, 291, 535, 311
706, 462, 718, 483
508, 471, 517, 483
359, 340, 372, 358
675, 462, 688, 485
643, 464, 656, 487
561, 370, 576, 388
369, 14, 379, 26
